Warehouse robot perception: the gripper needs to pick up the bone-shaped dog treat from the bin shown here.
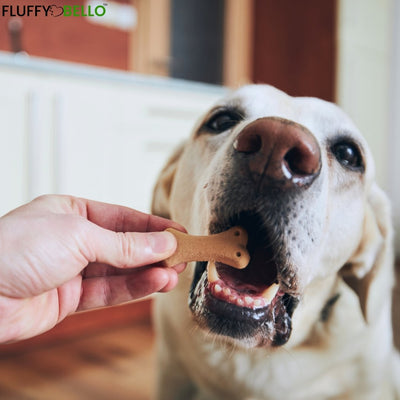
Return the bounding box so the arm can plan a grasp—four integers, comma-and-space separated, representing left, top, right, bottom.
163, 226, 250, 269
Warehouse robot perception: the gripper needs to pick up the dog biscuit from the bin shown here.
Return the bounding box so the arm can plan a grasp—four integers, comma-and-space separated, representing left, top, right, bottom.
163, 226, 250, 269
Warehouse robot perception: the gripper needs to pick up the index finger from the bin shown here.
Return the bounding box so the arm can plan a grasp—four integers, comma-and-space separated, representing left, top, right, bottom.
78, 198, 186, 233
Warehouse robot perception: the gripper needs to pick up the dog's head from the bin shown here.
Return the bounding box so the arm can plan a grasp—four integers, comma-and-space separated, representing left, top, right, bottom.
152, 84, 392, 348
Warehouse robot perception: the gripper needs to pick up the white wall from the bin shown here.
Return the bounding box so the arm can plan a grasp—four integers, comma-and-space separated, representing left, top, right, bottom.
336, 0, 393, 188
0, 53, 225, 215
336, 0, 400, 256
389, 0, 400, 256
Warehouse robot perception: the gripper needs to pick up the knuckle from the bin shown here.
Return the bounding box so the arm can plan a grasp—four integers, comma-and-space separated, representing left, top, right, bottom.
116, 232, 137, 266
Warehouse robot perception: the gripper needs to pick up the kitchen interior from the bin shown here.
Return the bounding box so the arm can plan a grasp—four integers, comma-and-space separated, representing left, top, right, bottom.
0, 1, 399, 399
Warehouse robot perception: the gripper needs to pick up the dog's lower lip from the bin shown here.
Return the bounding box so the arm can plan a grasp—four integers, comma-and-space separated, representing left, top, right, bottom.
189, 262, 299, 346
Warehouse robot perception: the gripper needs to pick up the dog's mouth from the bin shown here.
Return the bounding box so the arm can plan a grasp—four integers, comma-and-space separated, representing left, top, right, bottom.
189, 211, 299, 347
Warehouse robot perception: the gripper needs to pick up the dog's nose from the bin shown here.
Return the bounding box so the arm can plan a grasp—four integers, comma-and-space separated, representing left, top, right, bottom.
233, 117, 321, 188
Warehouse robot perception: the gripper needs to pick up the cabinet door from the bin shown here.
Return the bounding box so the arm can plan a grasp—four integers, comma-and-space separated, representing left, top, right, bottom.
0, 87, 28, 216
54, 81, 220, 212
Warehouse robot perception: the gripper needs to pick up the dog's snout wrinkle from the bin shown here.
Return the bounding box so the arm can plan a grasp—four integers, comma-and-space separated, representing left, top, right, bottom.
233, 117, 321, 189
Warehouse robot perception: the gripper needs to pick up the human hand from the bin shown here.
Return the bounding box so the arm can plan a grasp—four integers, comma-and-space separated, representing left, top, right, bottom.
0, 195, 186, 343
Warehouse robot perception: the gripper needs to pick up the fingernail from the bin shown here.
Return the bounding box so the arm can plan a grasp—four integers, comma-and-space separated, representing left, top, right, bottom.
148, 231, 176, 255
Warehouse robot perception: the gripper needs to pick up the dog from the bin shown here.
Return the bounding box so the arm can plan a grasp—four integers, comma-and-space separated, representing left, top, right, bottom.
151, 84, 400, 400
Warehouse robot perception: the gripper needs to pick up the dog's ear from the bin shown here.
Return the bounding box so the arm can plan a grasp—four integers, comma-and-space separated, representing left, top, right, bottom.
151, 143, 185, 219
340, 183, 394, 323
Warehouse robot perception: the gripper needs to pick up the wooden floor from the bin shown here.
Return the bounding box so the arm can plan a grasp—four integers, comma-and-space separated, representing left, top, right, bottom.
0, 321, 156, 400
0, 264, 398, 400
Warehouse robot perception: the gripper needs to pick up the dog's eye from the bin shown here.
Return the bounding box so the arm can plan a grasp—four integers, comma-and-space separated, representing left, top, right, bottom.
331, 141, 364, 171
205, 110, 243, 133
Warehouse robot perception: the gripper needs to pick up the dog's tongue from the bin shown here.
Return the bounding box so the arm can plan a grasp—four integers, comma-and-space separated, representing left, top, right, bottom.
207, 243, 280, 308
208, 262, 280, 308
217, 263, 262, 293
220, 244, 277, 289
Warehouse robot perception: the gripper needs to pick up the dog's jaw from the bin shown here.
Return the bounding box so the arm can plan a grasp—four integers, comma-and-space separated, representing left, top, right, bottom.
189, 261, 299, 347
181, 202, 306, 348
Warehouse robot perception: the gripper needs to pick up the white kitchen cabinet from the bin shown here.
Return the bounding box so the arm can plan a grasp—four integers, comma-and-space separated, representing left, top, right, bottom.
0, 87, 28, 214
0, 53, 225, 215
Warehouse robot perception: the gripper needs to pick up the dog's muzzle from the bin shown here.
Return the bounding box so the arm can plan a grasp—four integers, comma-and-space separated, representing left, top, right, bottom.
189, 117, 321, 347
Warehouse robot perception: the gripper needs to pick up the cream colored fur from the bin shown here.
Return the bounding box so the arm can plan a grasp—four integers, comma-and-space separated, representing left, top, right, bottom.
152, 85, 400, 400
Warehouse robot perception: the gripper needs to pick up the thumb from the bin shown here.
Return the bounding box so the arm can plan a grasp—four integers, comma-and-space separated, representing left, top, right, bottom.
88, 229, 177, 268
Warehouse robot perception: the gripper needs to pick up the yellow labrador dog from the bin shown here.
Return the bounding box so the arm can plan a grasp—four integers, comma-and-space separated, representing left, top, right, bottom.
152, 85, 400, 400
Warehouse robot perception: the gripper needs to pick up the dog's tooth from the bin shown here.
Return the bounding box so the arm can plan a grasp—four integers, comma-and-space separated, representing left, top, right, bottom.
254, 299, 263, 307
261, 283, 279, 304
207, 262, 219, 283
244, 296, 253, 306
223, 287, 231, 296
214, 283, 222, 293
236, 298, 244, 306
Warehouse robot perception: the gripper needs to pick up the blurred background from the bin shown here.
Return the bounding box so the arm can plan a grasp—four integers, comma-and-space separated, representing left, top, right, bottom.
0, 0, 398, 399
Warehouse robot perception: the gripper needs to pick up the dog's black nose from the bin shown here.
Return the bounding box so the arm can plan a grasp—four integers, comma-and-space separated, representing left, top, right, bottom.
233, 117, 321, 188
